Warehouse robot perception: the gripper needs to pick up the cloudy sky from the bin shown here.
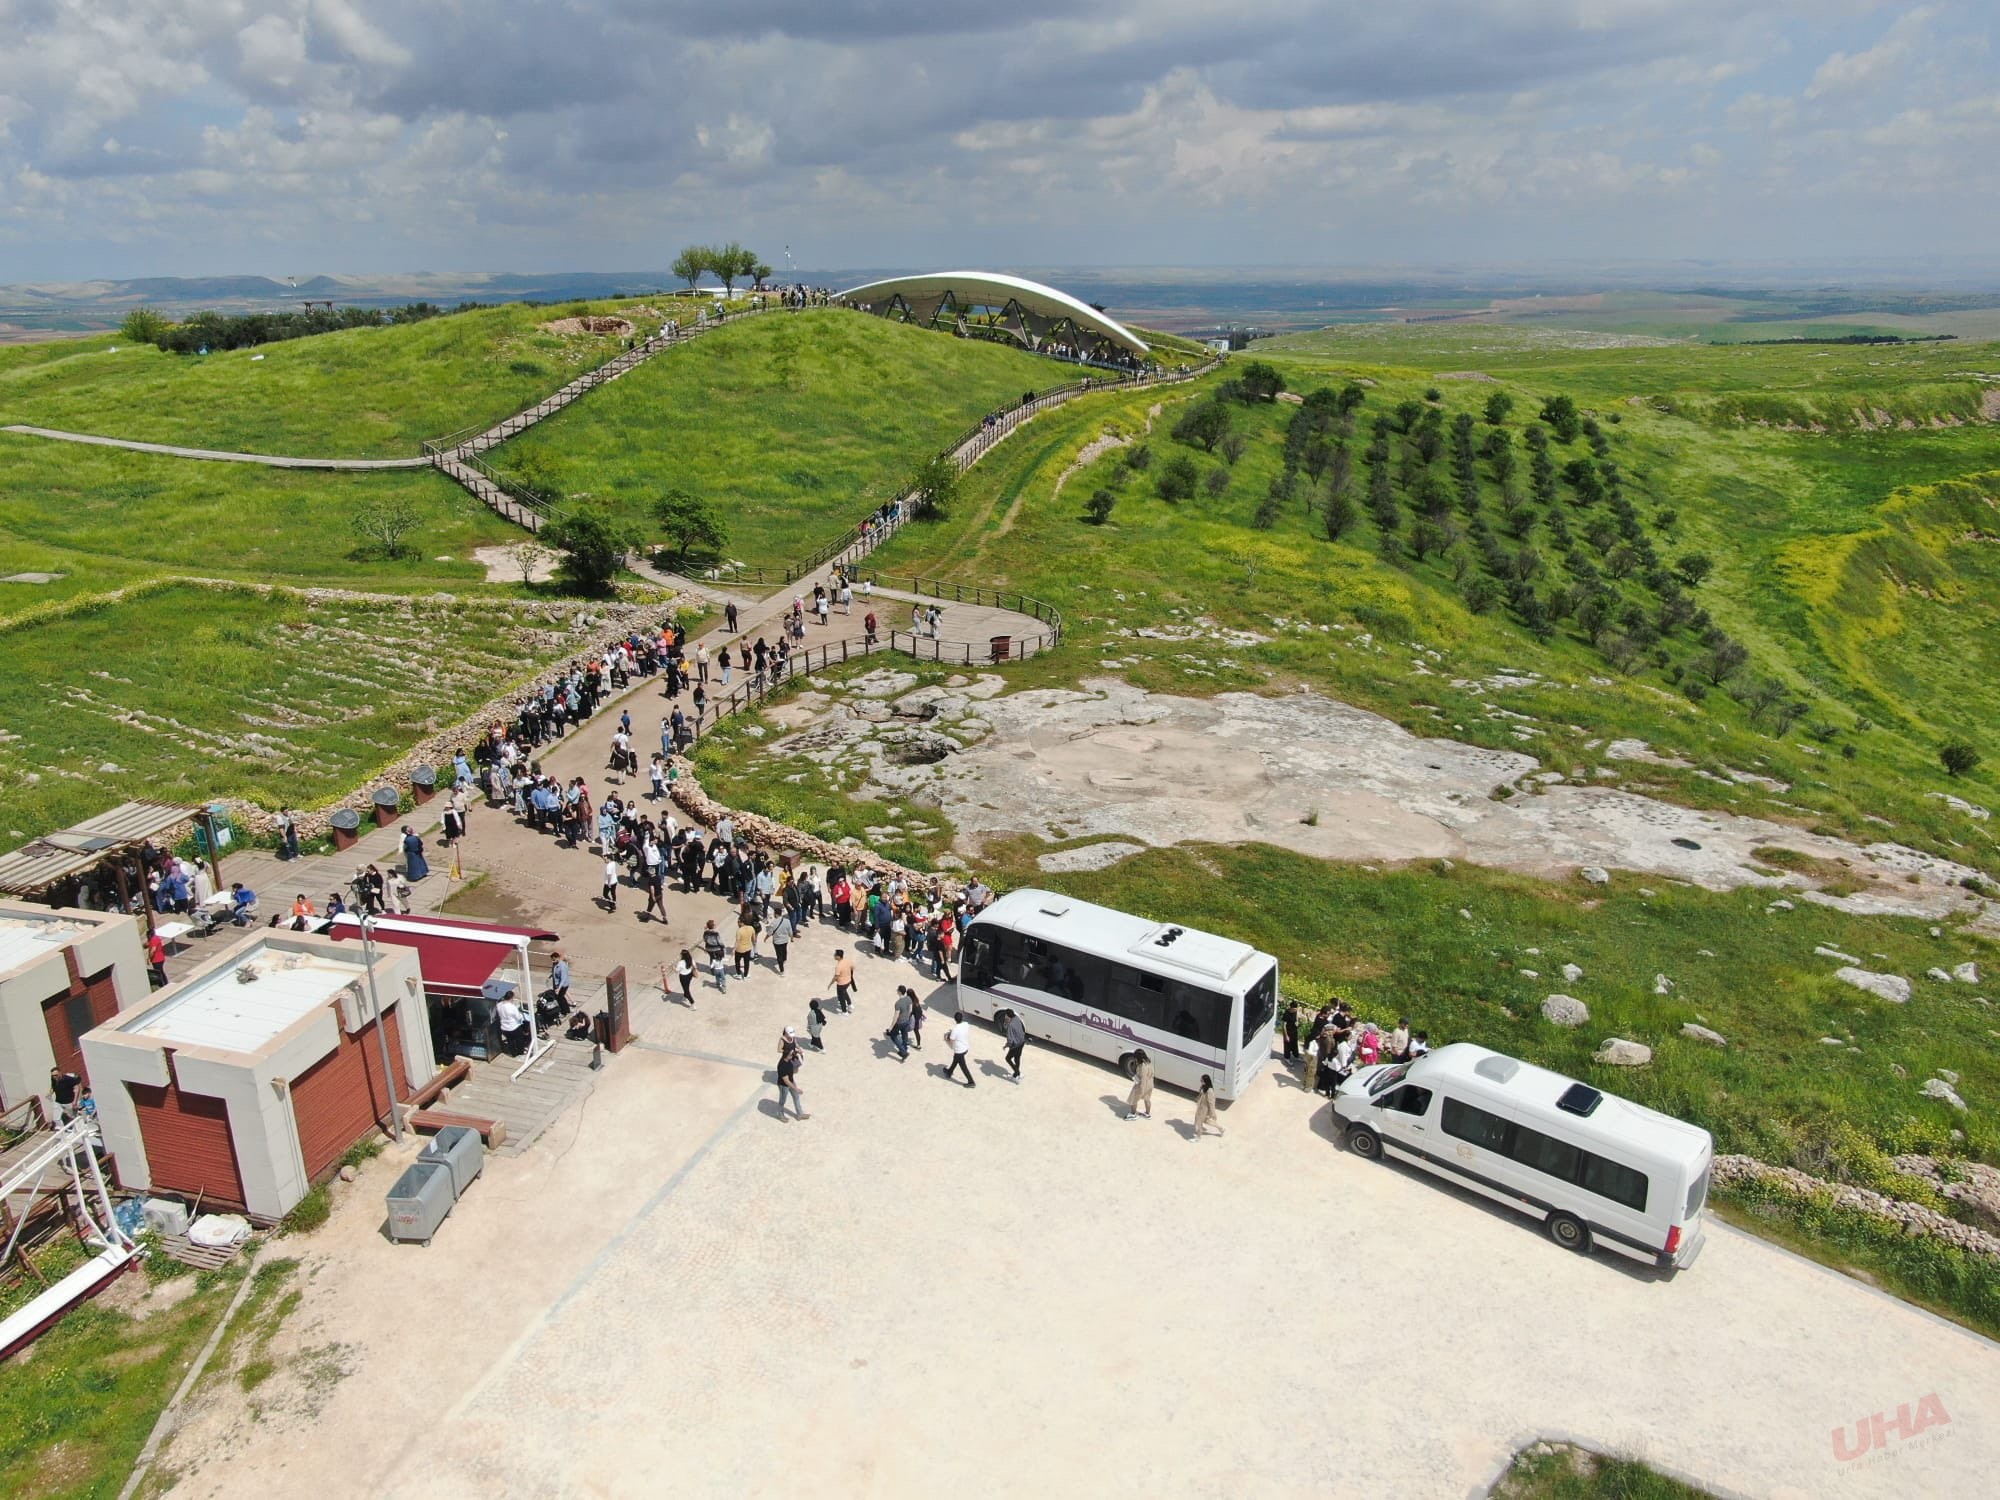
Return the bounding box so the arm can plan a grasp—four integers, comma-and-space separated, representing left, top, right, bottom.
1, 0, 1994, 281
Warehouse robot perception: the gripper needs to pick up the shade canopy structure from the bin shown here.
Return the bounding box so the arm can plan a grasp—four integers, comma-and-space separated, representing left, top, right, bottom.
324, 913, 558, 1078
0, 801, 197, 900
839, 271, 1150, 360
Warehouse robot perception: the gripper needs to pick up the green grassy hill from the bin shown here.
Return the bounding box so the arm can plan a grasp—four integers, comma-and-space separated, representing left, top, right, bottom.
0, 297, 705, 457
491, 310, 1059, 568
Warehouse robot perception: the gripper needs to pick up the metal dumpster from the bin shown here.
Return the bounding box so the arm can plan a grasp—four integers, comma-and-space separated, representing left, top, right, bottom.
418, 1125, 483, 1198
385, 1160, 455, 1246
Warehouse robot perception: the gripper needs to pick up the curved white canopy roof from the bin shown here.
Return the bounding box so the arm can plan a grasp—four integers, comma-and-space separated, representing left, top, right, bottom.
840, 270, 1149, 356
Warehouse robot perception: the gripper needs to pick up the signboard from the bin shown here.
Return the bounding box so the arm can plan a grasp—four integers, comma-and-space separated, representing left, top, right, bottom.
602, 965, 632, 1053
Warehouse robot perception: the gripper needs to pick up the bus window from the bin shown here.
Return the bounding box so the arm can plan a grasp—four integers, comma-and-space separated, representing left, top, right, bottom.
1507, 1123, 1581, 1181
1441, 1097, 1511, 1153
1686, 1164, 1711, 1219
1581, 1152, 1649, 1213
1379, 1085, 1433, 1116
1241, 967, 1276, 1046
1167, 981, 1230, 1048
962, 932, 996, 989
1113, 974, 1168, 1031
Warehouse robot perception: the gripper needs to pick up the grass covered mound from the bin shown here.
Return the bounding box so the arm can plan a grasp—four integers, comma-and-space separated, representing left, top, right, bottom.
491, 310, 1060, 569
0, 298, 705, 458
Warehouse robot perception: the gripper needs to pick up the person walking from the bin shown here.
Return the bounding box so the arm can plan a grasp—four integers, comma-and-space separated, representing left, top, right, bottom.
908, 990, 926, 1051
702, 919, 728, 991
1003, 1009, 1027, 1082
734, 915, 756, 978
1193, 1075, 1224, 1141
146, 929, 169, 989
675, 948, 697, 1007
601, 855, 620, 911
401, 825, 430, 882
1302, 1032, 1320, 1095
807, 998, 827, 1050
769, 911, 793, 974
830, 949, 856, 1013
1281, 1001, 1301, 1064
1125, 1048, 1155, 1120
944, 1011, 976, 1087
888, 985, 913, 1061
776, 1030, 809, 1120
725, 601, 740, 634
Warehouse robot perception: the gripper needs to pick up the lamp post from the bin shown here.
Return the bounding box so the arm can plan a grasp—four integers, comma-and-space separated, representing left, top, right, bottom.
357, 916, 403, 1142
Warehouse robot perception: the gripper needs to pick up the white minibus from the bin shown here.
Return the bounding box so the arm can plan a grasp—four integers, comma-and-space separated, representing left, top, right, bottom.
957, 889, 1278, 1100
1334, 1043, 1711, 1270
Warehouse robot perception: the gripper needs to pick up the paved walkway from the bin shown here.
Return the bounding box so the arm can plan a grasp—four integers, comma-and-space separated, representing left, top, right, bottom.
0, 425, 431, 468
159, 798, 2000, 1500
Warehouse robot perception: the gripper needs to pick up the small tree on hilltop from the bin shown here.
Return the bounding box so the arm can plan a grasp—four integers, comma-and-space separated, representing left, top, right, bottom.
907, 453, 961, 519
1941, 742, 1981, 777
543, 504, 637, 594
1085, 489, 1117, 525
349, 493, 425, 559
653, 487, 728, 565
714, 241, 749, 296
752, 261, 773, 289
672, 245, 710, 292
1483, 391, 1514, 426
120, 307, 171, 345
1322, 488, 1357, 541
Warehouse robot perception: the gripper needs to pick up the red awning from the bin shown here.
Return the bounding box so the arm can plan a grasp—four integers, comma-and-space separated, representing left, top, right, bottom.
323, 914, 559, 997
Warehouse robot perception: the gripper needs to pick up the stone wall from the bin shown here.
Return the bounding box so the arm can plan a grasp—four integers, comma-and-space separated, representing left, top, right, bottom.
1713, 1153, 2000, 1262
666, 760, 965, 899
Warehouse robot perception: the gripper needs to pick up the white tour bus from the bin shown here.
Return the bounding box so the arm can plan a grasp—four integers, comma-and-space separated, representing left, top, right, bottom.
1334, 1043, 1712, 1270
957, 889, 1279, 1100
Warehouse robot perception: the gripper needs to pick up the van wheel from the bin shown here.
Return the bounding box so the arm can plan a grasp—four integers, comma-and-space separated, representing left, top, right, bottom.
1345, 1125, 1382, 1160
1546, 1211, 1591, 1254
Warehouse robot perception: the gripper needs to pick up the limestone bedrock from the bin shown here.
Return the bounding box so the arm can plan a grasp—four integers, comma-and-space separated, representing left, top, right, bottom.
794, 676, 1994, 916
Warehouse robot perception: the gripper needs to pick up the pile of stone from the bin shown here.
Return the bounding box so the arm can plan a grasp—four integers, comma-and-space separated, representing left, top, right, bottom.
1711, 1155, 2000, 1263
668, 761, 963, 900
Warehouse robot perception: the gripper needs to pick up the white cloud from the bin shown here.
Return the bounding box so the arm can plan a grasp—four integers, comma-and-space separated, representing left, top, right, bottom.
0, 0, 1994, 276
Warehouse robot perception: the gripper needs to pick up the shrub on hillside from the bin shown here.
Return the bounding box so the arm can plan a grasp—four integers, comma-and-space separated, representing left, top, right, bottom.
1156, 455, 1199, 503
1941, 742, 1981, 777
1084, 489, 1117, 524
1540, 394, 1583, 442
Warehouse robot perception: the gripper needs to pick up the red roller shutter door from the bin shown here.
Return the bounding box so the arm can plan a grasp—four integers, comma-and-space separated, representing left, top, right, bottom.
127, 1074, 246, 1211
41, 965, 122, 1083
291, 1004, 409, 1184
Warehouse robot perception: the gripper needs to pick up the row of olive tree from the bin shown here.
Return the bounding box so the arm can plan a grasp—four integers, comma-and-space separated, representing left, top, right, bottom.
670, 242, 771, 296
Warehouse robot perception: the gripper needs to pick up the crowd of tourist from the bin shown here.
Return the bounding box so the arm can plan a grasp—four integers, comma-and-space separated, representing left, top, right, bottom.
1284, 1000, 1431, 1100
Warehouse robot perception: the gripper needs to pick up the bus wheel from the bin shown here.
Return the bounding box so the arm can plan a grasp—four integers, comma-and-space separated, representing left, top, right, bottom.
1546, 1212, 1592, 1254
1345, 1125, 1382, 1160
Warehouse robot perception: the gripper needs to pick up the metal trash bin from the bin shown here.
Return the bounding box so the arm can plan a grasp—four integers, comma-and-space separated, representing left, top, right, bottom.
385, 1160, 455, 1246
418, 1125, 483, 1199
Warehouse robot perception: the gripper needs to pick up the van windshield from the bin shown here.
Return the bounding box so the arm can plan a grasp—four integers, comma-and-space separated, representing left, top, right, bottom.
1365, 1063, 1409, 1097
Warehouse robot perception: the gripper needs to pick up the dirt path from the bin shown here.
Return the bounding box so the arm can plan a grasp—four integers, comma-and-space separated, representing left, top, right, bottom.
996, 398, 1170, 537
0, 424, 430, 468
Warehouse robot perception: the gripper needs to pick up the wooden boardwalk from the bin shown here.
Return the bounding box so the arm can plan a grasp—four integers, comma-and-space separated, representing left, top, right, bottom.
440, 1034, 601, 1159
